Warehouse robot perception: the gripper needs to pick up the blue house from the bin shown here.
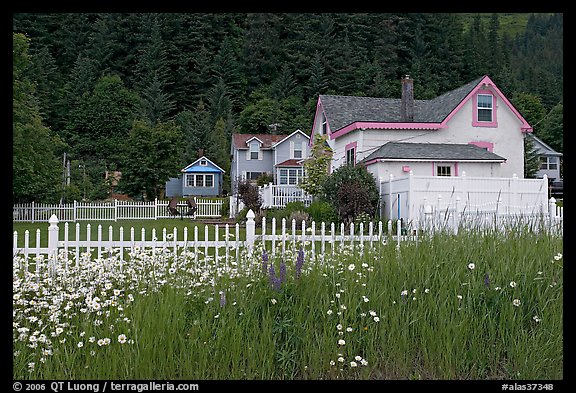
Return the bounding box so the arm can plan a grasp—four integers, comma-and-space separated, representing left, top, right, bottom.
165, 157, 225, 197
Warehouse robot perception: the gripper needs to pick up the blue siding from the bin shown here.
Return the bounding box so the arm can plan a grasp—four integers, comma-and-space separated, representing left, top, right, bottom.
182, 172, 222, 196
165, 177, 182, 198
166, 157, 225, 197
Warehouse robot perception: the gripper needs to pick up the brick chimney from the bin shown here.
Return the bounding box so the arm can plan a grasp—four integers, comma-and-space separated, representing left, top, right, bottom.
197, 148, 204, 157
401, 74, 414, 122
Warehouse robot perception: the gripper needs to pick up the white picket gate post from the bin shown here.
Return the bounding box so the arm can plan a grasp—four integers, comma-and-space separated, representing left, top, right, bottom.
246, 209, 256, 254
48, 214, 59, 262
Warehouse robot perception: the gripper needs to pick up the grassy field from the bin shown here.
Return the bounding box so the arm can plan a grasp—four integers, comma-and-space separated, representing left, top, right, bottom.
13, 225, 563, 380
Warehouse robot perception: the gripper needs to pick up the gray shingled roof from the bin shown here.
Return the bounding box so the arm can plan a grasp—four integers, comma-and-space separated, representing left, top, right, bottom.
320, 77, 483, 131
362, 142, 506, 162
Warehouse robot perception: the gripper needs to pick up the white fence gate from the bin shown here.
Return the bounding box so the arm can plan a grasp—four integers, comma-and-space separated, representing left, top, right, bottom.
13, 198, 224, 223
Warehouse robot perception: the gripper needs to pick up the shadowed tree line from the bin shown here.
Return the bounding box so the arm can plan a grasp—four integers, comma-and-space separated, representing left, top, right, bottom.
12, 13, 563, 203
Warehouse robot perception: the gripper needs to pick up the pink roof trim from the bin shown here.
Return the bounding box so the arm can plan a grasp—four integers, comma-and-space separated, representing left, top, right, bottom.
441, 75, 532, 132
330, 121, 444, 139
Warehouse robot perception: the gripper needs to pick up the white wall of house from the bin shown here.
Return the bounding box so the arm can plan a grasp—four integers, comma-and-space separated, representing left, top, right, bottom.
366, 161, 504, 183
274, 132, 309, 164
319, 85, 527, 179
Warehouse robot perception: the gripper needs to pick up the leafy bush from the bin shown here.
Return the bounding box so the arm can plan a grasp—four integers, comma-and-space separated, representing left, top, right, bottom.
321, 165, 380, 224
306, 199, 339, 224
237, 179, 262, 213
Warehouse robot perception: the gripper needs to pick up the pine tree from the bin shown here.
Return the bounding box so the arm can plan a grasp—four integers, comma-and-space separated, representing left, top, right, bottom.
13, 33, 62, 203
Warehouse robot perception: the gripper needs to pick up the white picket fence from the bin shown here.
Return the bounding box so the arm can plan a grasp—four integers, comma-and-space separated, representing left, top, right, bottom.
259, 183, 312, 208
12, 211, 415, 267
12, 198, 224, 223
13, 199, 564, 273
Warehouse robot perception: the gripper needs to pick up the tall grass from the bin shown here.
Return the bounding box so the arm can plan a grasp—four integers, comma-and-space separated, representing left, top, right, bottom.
13, 226, 562, 380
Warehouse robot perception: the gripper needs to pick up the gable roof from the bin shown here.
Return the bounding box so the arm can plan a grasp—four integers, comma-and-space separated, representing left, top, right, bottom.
362, 142, 507, 163
527, 134, 563, 157
319, 78, 482, 131
181, 156, 225, 173
317, 75, 532, 137
271, 129, 310, 148
231, 133, 286, 150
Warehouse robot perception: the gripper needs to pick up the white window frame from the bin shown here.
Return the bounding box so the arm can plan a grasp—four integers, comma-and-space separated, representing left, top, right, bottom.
477, 94, 493, 122
249, 141, 260, 160
346, 147, 356, 166
199, 159, 207, 166
435, 164, 453, 177
540, 156, 558, 170
292, 140, 303, 159
279, 168, 303, 185
188, 174, 214, 188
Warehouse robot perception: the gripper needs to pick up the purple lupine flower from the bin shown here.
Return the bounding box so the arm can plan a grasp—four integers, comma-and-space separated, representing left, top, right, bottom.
484, 273, 490, 288
295, 247, 304, 279
219, 291, 226, 307
268, 264, 281, 291
279, 261, 287, 284
262, 250, 269, 275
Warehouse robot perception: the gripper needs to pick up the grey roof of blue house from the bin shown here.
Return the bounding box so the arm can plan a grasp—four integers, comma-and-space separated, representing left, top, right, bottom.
362, 142, 507, 162
320, 77, 483, 131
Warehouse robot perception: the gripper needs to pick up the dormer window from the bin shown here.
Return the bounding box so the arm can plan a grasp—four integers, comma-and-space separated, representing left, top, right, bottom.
250, 141, 260, 160
199, 159, 207, 166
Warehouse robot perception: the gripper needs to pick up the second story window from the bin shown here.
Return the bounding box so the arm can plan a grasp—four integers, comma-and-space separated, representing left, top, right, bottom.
477, 94, 493, 122
250, 141, 260, 160
346, 147, 356, 166
293, 141, 303, 159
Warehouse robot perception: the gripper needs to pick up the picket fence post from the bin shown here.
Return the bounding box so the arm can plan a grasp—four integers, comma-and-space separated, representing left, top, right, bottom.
48, 214, 59, 261
548, 197, 557, 227
246, 209, 256, 254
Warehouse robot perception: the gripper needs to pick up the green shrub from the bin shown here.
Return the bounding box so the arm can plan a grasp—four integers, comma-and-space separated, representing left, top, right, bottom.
321, 165, 380, 224
306, 199, 339, 224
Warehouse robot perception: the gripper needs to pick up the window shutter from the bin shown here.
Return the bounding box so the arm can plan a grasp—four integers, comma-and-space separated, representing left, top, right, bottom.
246, 149, 250, 161
290, 141, 294, 158
258, 149, 263, 161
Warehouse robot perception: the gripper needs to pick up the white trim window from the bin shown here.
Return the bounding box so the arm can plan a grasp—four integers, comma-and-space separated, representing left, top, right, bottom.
540, 156, 558, 170
477, 94, 493, 122
292, 140, 303, 159
346, 147, 356, 166
199, 159, 208, 166
186, 174, 215, 187
436, 164, 452, 177
279, 168, 303, 185
249, 141, 261, 160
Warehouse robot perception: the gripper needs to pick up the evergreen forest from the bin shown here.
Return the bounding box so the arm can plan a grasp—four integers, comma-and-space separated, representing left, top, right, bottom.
12, 13, 563, 203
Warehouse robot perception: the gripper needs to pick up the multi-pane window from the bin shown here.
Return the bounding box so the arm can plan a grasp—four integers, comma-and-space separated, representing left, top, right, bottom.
477, 94, 493, 122
249, 141, 260, 160
540, 157, 558, 170
436, 165, 452, 177
279, 168, 302, 185
186, 174, 214, 187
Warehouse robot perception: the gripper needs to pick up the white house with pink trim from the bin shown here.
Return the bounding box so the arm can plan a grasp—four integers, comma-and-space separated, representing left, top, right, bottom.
309, 75, 533, 181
